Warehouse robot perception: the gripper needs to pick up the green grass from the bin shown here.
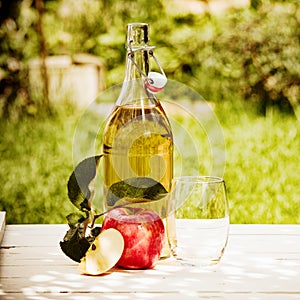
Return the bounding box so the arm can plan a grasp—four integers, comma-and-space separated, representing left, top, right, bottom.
0, 101, 299, 224
0, 112, 78, 223
216, 102, 300, 224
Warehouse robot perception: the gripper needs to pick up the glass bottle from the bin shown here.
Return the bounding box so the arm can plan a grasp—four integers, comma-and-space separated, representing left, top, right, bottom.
102, 23, 174, 257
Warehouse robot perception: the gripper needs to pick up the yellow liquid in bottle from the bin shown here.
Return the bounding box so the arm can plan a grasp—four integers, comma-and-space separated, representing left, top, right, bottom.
102, 103, 175, 257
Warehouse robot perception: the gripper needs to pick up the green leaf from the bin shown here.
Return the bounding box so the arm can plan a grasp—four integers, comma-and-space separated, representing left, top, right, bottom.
66, 212, 87, 227
59, 219, 90, 262
60, 214, 101, 262
61, 155, 102, 262
107, 177, 168, 206
67, 155, 102, 212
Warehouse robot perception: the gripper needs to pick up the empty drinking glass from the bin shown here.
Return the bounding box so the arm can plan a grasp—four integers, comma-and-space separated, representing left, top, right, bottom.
169, 176, 229, 266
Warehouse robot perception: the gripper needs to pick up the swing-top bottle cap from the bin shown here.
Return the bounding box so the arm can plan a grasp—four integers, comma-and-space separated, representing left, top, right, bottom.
126, 23, 149, 49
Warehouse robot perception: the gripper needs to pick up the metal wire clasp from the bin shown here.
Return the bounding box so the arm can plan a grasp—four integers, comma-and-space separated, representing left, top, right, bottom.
128, 41, 167, 94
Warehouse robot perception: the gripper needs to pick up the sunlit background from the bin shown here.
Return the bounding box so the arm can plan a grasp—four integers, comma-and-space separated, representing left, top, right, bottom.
0, 0, 299, 224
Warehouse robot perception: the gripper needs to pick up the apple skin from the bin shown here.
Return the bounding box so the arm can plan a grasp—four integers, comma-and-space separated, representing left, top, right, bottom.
102, 207, 165, 269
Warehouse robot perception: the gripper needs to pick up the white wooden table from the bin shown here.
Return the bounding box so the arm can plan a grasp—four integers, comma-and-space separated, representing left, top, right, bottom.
1, 220, 300, 300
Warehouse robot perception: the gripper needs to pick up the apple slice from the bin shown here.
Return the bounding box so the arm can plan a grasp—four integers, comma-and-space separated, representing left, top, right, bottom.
78, 228, 124, 275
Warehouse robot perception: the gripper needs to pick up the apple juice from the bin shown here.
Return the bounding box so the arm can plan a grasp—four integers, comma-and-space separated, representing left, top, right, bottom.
103, 104, 172, 190
102, 104, 175, 257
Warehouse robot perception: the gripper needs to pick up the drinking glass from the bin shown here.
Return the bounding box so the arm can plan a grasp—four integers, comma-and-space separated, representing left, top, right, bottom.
168, 176, 229, 266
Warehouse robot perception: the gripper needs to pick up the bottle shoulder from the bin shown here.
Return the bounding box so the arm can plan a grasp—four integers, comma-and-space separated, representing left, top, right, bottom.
105, 103, 171, 128
103, 104, 173, 147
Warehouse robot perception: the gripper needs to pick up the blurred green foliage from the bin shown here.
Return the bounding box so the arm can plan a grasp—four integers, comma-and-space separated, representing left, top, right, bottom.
0, 0, 299, 224
1, 0, 300, 116
0, 0, 35, 118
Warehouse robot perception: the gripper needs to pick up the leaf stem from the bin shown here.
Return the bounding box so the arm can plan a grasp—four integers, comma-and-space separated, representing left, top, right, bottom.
89, 200, 153, 228
89, 205, 128, 228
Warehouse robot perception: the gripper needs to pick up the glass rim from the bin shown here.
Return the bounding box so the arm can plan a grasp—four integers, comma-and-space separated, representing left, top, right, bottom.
172, 175, 224, 184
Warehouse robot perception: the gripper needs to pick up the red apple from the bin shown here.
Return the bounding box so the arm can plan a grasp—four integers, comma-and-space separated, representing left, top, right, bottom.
102, 207, 165, 269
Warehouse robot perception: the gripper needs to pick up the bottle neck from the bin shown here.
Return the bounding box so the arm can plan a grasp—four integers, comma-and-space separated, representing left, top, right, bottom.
124, 49, 149, 81
117, 48, 157, 107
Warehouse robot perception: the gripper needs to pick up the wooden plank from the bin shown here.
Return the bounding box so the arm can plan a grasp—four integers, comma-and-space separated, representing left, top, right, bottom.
226, 235, 300, 253
5, 223, 300, 237
0, 293, 299, 300
2, 246, 299, 268
177, 220, 300, 235
2, 224, 300, 251
2, 224, 67, 237
1, 254, 300, 293
0, 211, 5, 244
0, 249, 73, 266
228, 224, 300, 235
1, 224, 68, 247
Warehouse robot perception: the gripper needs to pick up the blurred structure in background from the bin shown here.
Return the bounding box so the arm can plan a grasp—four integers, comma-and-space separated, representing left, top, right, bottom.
29, 54, 105, 109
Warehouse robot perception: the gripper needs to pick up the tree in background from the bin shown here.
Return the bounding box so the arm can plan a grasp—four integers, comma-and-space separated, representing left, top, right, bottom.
1, 0, 299, 118
153, 0, 300, 116
0, 0, 31, 118
0, 0, 52, 118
